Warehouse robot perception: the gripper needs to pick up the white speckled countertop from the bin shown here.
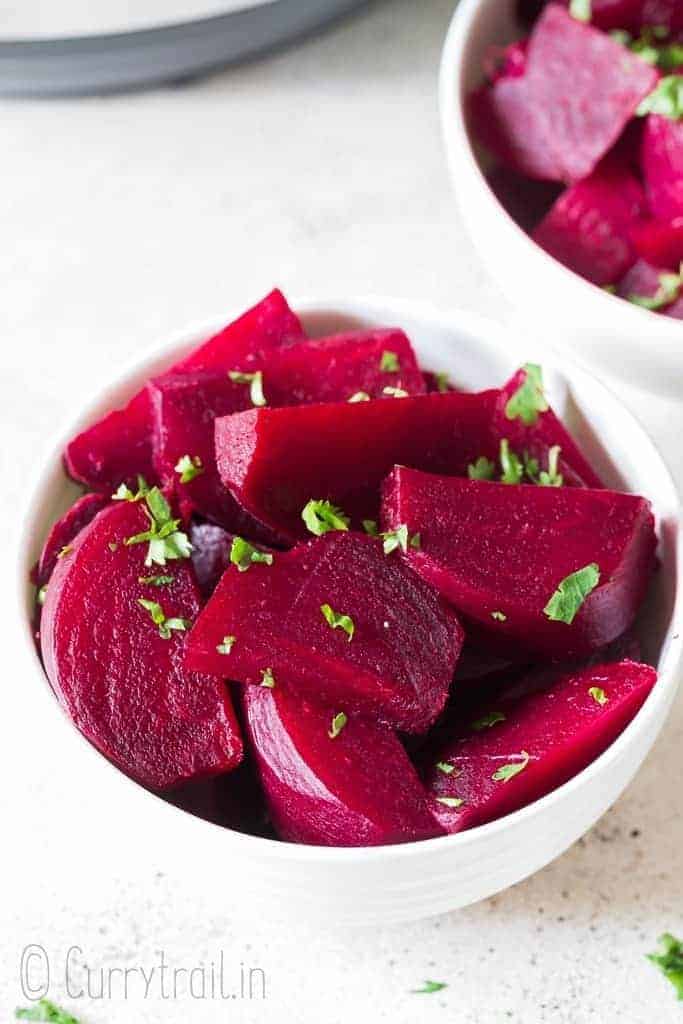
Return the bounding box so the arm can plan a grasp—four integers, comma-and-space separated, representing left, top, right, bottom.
1, 2, 682, 1021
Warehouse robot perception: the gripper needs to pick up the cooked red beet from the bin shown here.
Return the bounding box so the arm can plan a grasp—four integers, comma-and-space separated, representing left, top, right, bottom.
641, 115, 683, 222
486, 166, 562, 232
185, 532, 463, 733
533, 159, 647, 285
485, 39, 529, 83
36, 492, 110, 586
215, 390, 498, 541
493, 366, 604, 488
663, 295, 683, 318
243, 685, 443, 846
422, 660, 657, 833
469, 5, 658, 183
382, 467, 656, 659
40, 499, 243, 789
64, 289, 304, 492
632, 218, 683, 271
189, 521, 237, 596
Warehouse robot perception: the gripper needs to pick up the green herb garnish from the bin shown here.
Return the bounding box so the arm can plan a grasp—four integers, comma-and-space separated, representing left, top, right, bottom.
647, 933, 683, 1000
228, 369, 266, 407
138, 574, 174, 587
434, 372, 450, 393
504, 363, 549, 426
15, 998, 81, 1023
544, 563, 600, 624
637, 75, 683, 120
260, 667, 276, 688
108, 542, 118, 552
569, 0, 591, 21
362, 519, 379, 536
468, 456, 496, 481
380, 350, 400, 373
124, 487, 192, 567
628, 268, 683, 310
328, 711, 348, 738
174, 454, 204, 484
589, 686, 608, 706
382, 386, 409, 398
301, 499, 350, 536
381, 524, 420, 555
411, 980, 448, 995
538, 445, 563, 487
492, 750, 530, 782
435, 796, 463, 809
348, 391, 370, 403
471, 710, 506, 731
56, 545, 72, 559
500, 439, 524, 485
230, 536, 273, 572
320, 603, 355, 642
491, 611, 507, 622
435, 761, 455, 775
216, 635, 236, 655
137, 598, 190, 639
112, 475, 149, 502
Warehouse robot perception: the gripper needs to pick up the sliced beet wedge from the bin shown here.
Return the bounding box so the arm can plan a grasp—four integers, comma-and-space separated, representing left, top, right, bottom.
243, 685, 443, 846
40, 498, 243, 790
36, 492, 110, 587
469, 4, 658, 183
532, 159, 647, 285
422, 660, 657, 833
185, 532, 464, 733
632, 218, 683, 271
64, 289, 304, 492
641, 114, 683, 222
215, 389, 498, 540
382, 467, 656, 659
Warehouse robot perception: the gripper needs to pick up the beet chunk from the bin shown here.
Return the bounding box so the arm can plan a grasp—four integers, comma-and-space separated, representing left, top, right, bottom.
215, 390, 498, 541
40, 499, 243, 790
36, 492, 110, 586
469, 4, 658, 183
533, 159, 647, 285
64, 289, 304, 492
243, 685, 443, 846
422, 660, 656, 832
632, 218, 683, 270
641, 115, 683, 222
382, 468, 656, 659
185, 532, 463, 733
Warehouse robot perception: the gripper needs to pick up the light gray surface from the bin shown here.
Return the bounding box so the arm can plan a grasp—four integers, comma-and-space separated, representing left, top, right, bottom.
1, 1, 682, 1020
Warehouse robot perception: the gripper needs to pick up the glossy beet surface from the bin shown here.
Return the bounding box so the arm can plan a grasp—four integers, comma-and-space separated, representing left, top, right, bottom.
632, 219, 683, 272
40, 500, 243, 789
243, 685, 443, 846
63, 289, 304, 492
36, 491, 110, 586
382, 468, 656, 659
185, 532, 464, 733
423, 660, 657, 833
469, 5, 657, 184
641, 113, 683, 224
215, 390, 498, 541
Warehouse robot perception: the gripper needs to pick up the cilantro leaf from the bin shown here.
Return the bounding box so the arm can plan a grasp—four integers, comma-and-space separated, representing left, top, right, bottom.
538, 445, 564, 487
492, 750, 530, 782
138, 574, 174, 587
230, 536, 274, 572
499, 439, 524, 485
362, 519, 379, 536
174, 454, 204, 484
381, 524, 420, 555
468, 456, 496, 481
228, 369, 267, 407
216, 635, 236, 655
471, 710, 506, 731
589, 686, 608, 706
320, 603, 355, 642
504, 363, 549, 426
435, 796, 463, 808
647, 933, 683, 1000
112, 476, 149, 502
435, 761, 455, 774
261, 667, 276, 688
348, 391, 370, 403
137, 598, 190, 639
15, 998, 81, 1023
328, 711, 348, 738
491, 611, 507, 622
544, 563, 601, 624
382, 386, 409, 398
301, 499, 350, 536
569, 0, 591, 20
411, 980, 448, 995
379, 350, 400, 373
637, 75, 683, 119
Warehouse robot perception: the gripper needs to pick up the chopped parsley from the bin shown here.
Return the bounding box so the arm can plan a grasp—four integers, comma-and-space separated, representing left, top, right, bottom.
504, 363, 549, 426
228, 369, 266, 407
499, 438, 524, 485
491, 611, 507, 622
124, 487, 192, 567
230, 536, 273, 572
435, 761, 455, 775
380, 350, 400, 373
647, 933, 683, 1000
434, 372, 450, 393
260, 667, 276, 688
328, 711, 348, 739
381, 524, 420, 555
362, 519, 379, 536
15, 998, 81, 1023
216, 635, 236, 655
435, 796, 463, 808
492, 750, 530, 782
544, 563, 601, 624
471, 710, 506, 731
301, 499, 350, 536
348, 391, 370, 403
174, 454, 204, 483
36, 584, 48, 606
138, 574, 174, 587
112, 475, 150, 502
411, 980, 448, 995
468, 456, 496, 481
320, 603, 355, 641
637, 75, 683, 120
613, 27, 683, 69
628, 268, 683, 310
538, 445, 564, 487
569, 0, 591, 20
382, 386, 409, 398
137, 598, 190, 639
589, 686, 608, 706
107, 542, 118, 552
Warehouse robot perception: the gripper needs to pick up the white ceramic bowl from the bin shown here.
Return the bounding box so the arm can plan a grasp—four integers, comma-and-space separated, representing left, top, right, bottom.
16, 298, 683, 926
439, 0, 683, 399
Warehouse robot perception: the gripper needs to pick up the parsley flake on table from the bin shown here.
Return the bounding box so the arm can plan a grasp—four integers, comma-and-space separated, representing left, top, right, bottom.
468, 455, 496, 481
589, 686, 608, 706
216, 635, 236, 655
348, 391, 370, 403
174, 453, 204, 483
301, 499, 350, 536
381, 524, 420, 555
124, 487, 192, 567
637, 75, 683, 120
15, 998, 81, 1023
471, 710, 506, 731
411, 980, 448, 995
544, 563, 601, 624
320, 603, 355, 641
260, 667, 276, 688
492, 750, 530, 782
228, 369, 267, 407
379, 350, 400, 373
504, 363, 549, 426
230, 536, 274, 572
137, 598, 190, 639
328, 711, 348, 739
647, 933, 683, 1000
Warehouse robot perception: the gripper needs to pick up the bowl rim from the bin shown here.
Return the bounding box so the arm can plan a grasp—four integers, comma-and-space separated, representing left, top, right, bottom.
16, 296, 683, 865
437, 0, 683, 340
